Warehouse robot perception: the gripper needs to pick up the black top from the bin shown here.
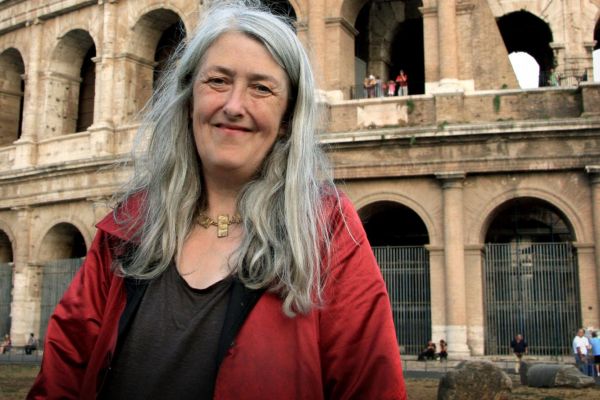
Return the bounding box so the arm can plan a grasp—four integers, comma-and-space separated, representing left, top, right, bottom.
511, 338, 528, 354
100, 265, 232, 399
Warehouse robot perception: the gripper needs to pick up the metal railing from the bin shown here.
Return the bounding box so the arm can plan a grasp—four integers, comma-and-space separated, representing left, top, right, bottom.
40, 258, 84, 341
483, 242, 580, 356
373, 246, 431, 355
0, 262, 13, 337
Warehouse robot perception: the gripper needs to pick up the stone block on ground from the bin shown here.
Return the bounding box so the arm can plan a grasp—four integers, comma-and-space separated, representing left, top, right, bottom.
526, 363, 595, 388
437, 361, 512, 400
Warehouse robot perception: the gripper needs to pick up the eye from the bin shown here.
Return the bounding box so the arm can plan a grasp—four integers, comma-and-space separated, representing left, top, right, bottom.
206, 76, 229, 89
253, 84, 273, 96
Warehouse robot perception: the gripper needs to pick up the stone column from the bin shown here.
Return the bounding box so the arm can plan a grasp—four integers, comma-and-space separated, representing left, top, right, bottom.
307, 0, 325, 86
14, 18, 43, 169
9, 207, 41, 345
436, 0, 459, 89
587, 166, 600, 324
420, 5, 439, 94
426, 245, 446, 342
88, 1, 118, 156
436, 172, 470, 356
465, 244, 485, 355
575, 243, 599, 328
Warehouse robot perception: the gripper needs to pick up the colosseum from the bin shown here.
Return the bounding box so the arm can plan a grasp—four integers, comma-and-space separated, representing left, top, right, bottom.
0, 0, 599, 358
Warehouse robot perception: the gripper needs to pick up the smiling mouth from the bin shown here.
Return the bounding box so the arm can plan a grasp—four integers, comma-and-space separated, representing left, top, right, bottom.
215, 123, 251, 132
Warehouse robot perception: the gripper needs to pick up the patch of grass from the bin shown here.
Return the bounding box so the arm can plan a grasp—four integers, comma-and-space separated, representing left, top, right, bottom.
437, 120, 448, 130
0, 364, 39, 399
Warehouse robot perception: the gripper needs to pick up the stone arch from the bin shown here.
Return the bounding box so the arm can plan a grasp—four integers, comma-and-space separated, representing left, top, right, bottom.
353, 0, 424, 97
496, 10, 555, 86
0, 47, 25, 146
353, 191, 439, 245
36, 222, 88, 263
481, 195, 582, 356
46, 29, 97, 136
126, 7, 186, 113
36, 221, 88, 339
469, 188, 586, 246
0, 228, 13, 263
356, 194, 432, 354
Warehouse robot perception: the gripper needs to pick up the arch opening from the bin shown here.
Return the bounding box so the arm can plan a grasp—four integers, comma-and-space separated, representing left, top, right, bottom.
0, 48, 25, 145
360, 201, 431, 354
0, 230, 13, 338
354, 0, 424, 99
483, 198, 580, 356
153, 19, 186, 91
39, 223, 87, 340
48, 30, 96, 135
496, 11, 555, 87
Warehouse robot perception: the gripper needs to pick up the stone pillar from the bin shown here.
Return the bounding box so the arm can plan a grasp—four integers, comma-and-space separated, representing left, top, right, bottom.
575, 243, 599, 328
427, 245, 446, 342
324, 17, 357, 98
587, 166, 600, 325
436, 172, 470, 357
307, 0, 325, 87
465, 244, 485, 355
437, 0, 459, 89
9, 207, 41, 345
14, 18, 43, 169
420, 5, 439, 94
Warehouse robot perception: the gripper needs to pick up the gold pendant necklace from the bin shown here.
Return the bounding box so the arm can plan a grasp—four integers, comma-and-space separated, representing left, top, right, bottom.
197, 212, 242, 238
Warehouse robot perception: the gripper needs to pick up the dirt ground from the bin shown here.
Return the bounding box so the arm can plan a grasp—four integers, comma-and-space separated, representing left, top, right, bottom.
406, 377, 600, 400
2, 365, 600, 399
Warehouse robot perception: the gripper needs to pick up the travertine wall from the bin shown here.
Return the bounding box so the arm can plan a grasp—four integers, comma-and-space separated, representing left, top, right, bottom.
0, 0, 598, 356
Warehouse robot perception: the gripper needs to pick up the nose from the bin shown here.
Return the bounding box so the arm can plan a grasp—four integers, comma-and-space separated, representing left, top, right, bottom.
222, 84, 245, 118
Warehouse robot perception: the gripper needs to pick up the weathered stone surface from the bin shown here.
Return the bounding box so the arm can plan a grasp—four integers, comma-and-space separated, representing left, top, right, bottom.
526, 363, 596, 388
437, 361, 512, 400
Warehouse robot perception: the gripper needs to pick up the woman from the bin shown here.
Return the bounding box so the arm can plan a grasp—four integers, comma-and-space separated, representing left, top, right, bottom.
28, 3, 406, 399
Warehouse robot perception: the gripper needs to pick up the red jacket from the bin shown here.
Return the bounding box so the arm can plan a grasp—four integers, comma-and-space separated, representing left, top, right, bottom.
28, 194, 406, 399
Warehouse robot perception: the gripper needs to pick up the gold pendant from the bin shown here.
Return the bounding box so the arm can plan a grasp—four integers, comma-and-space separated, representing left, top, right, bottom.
217, 214, 230, 238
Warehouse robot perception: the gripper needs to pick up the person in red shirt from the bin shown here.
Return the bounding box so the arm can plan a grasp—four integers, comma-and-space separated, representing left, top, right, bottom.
29, 3, 407, 399
396, 69, 408, 96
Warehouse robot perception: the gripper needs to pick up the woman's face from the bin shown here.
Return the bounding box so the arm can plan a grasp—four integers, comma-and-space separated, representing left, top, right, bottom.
191, 32, 290, 185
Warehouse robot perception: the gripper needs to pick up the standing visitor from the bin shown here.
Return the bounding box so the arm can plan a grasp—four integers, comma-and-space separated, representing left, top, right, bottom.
28, 2, 406, 399
510, 334, 528, 374
573, 328, 591, 375
590, 331, 600, 377
396, 69, 408, 96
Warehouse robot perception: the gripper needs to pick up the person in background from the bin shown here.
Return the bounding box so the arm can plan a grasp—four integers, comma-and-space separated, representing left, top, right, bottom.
418, 340, 436, 361
387, 79, 396, 97
590, 330, 600, 377
28, 2, 406, 399
510, 333, 528, 374
438, 339, 448, 361
573, 328, 591, 375
0, 334, 11, 354
25, 333, 38, 355
396, 69, 408, 96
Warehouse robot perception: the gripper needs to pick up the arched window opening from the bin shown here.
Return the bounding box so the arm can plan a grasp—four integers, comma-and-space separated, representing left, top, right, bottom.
509, 52, 540, 89
39, 223, 87, 340
496, 11, 555, 87
0, 48, 25, 146
0, 231, 13, 338
360, 201, 430, 354
153, 21, 186, 91
354, 0, 424, 99
48, 30, 96, 135
76, 45, 96, 132
483, 198, 579, 356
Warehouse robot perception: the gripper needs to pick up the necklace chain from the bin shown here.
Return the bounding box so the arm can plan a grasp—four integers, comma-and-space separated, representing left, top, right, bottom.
197, 212, 242, 238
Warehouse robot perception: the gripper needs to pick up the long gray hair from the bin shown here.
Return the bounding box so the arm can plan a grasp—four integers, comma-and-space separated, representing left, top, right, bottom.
116, 1, 334, 316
